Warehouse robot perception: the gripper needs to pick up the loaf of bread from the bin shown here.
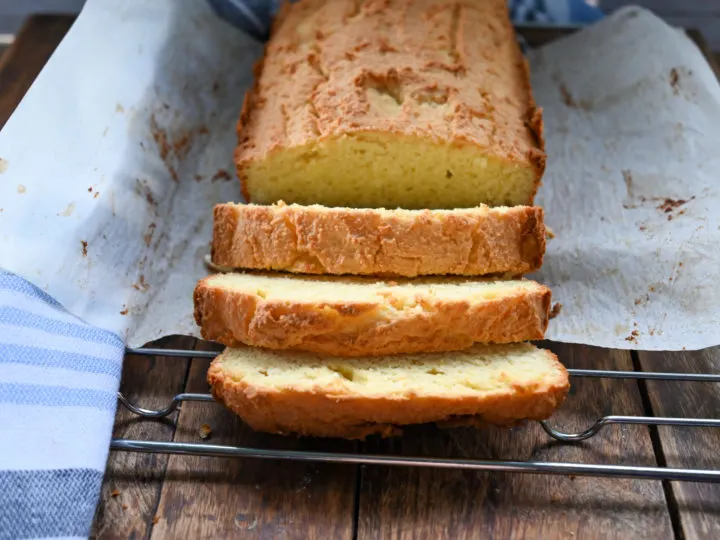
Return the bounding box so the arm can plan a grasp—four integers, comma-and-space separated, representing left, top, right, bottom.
235, 0, 545, 209
194, 272, 550, 356
208, 343, 569, 439
212, 202, 546, 277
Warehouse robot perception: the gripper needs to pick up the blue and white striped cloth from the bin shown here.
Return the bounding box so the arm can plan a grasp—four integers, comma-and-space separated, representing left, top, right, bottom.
0, 271, 124, 539
0, 1, 604, 538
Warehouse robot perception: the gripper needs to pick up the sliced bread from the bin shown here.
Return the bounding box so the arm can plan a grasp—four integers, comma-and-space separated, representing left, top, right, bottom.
212, 202, 546, 277
194, 272, 551, 356
208, 343, 569, 439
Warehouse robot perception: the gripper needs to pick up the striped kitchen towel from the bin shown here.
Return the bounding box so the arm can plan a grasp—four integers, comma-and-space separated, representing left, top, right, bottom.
0, 271, 124, 540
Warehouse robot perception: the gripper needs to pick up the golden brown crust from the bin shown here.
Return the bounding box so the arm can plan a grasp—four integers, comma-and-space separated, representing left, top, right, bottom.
207, 348, 569, 439
212, 202, 546, 277
193, 275, 551, 356
235, 0, 545, 202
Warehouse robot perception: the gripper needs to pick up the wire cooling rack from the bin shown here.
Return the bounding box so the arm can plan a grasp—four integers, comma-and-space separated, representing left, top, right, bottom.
111, 346, 720, 483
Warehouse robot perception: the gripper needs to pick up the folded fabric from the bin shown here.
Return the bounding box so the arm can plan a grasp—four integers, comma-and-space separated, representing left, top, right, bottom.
0, 271, 124, 540
207, 0, 605, 40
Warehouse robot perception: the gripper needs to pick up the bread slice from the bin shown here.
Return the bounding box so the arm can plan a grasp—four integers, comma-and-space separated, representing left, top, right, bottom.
236, 0, 544, 209
212, 202, 546, 277
194, 273, 551, 356
208, 343, 569, 439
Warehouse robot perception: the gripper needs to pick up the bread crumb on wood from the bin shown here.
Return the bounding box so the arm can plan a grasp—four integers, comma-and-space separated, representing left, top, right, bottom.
111, 489, 121, 497
549, 302, 562, 319
198, 423, 212, 440
152, 515, 160, 525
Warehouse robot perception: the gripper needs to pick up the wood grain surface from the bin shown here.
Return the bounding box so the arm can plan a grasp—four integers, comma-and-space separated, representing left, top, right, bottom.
0, 14, 74, 129
91, 337, 196, 539
357, 343, 673, 540
639, 348, 720, 540
150, 341, 358, 540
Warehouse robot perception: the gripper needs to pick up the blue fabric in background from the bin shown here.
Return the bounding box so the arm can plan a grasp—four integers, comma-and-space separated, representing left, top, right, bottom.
208, 0, 604, 41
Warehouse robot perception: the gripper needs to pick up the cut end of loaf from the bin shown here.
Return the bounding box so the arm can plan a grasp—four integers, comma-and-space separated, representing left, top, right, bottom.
208, 343, 570, 439
239, 132, 540, 209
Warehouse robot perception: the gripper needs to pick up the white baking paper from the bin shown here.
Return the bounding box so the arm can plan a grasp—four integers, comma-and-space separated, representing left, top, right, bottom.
1, 1, 719, 350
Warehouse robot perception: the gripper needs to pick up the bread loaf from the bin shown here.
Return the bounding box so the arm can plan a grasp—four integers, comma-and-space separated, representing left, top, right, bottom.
193, 272, 551, 356
208, 343, 569, 439
236, 0, 545, 209
212, 202, 546, 277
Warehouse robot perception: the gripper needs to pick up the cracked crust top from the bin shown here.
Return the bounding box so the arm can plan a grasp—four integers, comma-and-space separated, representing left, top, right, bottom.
235, 0, 545, 179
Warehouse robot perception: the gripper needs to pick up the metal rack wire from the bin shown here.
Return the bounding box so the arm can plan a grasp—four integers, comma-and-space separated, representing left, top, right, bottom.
112, 346, 720, 483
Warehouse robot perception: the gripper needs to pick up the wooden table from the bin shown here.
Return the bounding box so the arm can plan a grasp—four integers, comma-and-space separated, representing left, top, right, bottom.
2, 15, 719, 540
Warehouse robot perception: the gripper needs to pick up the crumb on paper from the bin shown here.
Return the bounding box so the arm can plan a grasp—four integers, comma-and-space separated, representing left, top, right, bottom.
198, 423, 212, 440
670, 68, 680, 95
549, 302, 562, 319
143, 222, 157, 247
111, 489, 121, 497
656, 196, 694, 214
0, 158, 8, 174
88, 186, 93, 192
545, 226, 555, 239
648, 285, 656, 293
634, 295, 649, 306
102, 126, 109, 137
211, 169, 232, 182
625, 329, 640, 344
558, 83, 591, 110
195, 174, 204, 182
622, 170, 633, 195
638, 224, 647, 231
120, 306, 129, 315
58, 202, 75, 217
199, 126, 209, 135
81, 240, 88, 257
17, 184, 26, 194
116, 103, 125, 113
132, 274, 150, 292
152, 515, 160, 525
559, 84, 576, 107
94, 192, 100, 199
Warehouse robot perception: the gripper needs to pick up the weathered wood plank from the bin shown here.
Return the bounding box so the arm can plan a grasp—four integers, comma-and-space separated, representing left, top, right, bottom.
356, 343, 673, 539
91, 336, 195, 539
0, 15, 74, 129
149, 341, 358, 539
639, 348, 720, 540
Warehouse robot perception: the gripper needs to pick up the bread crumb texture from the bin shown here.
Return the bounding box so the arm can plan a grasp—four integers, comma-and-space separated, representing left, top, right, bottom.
193, 272, 551, 356
208, 343, 569, 438
212, 202, 546, 276
236, 0, 544, 209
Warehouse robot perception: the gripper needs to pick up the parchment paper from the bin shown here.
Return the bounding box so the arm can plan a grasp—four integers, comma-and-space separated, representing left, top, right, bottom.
1, 1, 719, 350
